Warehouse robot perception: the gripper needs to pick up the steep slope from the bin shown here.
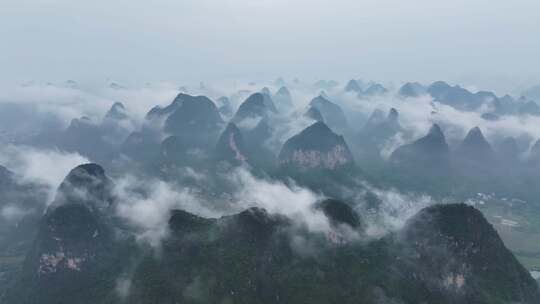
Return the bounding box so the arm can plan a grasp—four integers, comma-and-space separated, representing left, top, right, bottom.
160, 94, 224, 165
260, 87, 278, 113
145, 92, 184, 121
49, 163, 113, 213
230, 93, 277, 167
357, 108, 401, 159
391, 203, 540, 303
163, 94, 223, 145
304, 106, 325, 122
124, 203, 539, 304
309, 95, 349, 133
495, 136, 520, 163
232, 92, 276, 125
454, 127, 496, 165
104, 102, 128, 121
58, 102, 134, 163
215, 123, 249, 165
363, 108, 400, 137
273, 86, 293, 111
390, 123, 450, 168
61, 117, 110, 160
345, 79, 363, 93
4, 164, 136, 304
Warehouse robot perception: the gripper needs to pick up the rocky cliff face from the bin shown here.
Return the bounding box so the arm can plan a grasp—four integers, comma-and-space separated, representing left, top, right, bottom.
278, 121, 354, 170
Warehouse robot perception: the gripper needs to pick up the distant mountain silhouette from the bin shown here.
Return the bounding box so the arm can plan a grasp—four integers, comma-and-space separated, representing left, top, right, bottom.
104, 102, 128, 121
146, 93, 184, 120
391, 124, 450, 173
518, 100, 540, 116
398, 82, 426, 97
273, 86, 293, 111
362, 83, 388, 96
345, 79, 363, 93
309, 95, 349, 133
427, 81, 498, 110
454, 127, 496, 164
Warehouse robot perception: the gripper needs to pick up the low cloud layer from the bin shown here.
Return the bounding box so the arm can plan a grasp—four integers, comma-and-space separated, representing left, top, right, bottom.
0, 144, 89, 203
113, 174, 219, 247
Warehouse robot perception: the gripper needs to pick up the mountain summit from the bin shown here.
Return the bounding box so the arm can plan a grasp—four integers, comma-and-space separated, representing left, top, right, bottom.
309, 95, 349, 133
391, 123, 449, 168
278, 121, 354, 170
50, 163, 113, 213
455, 126, 495, 163
233, 92, 276, 124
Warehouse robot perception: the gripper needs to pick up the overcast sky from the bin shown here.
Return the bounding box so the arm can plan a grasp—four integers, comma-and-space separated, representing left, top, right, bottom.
1, 0, 539, 93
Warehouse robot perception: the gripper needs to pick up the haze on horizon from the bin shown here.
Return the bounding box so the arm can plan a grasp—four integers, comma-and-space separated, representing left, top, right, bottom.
2, 0, 539, 94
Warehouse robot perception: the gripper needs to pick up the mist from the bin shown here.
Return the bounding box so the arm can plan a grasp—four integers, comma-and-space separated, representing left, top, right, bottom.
2, 0, 540, 94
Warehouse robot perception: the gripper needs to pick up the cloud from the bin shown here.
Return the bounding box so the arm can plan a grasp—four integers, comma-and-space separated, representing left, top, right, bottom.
1, 204, 35, 222
360, 185, 438, 238
113, 174, 219, 247
0, 83, 112, 127
112, 167, 333, 247
333, 88, 540, 156
227, 168, 331, 233
265, 113, 316, 153
0, 82, 181, 134
0, 144, 89, 204
236, 116, 263, 130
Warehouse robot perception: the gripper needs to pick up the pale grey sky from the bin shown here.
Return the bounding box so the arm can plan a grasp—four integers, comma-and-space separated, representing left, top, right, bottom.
1, 0, 539, 93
